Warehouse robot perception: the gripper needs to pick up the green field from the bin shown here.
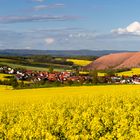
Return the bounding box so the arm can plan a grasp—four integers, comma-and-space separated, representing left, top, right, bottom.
0, 57, 68, 71
0, 85, 140, 139
0, 62, 63, 72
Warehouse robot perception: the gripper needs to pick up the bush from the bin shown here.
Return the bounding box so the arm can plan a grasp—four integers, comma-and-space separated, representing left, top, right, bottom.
9, 77, 19, 88
105, 69, 116, 76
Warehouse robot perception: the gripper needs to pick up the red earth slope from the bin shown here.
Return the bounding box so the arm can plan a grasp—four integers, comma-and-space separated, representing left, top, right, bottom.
84, 52, 140, 70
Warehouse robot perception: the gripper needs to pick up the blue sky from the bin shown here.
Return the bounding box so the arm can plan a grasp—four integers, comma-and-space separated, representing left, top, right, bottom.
0, 0, 140, 51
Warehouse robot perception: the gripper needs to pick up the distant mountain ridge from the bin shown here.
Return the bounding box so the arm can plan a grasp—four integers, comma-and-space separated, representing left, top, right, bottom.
0, 49, 133, 57
84, 52, 140, 70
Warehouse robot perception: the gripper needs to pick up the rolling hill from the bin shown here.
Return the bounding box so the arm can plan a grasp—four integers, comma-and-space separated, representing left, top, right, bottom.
84, 52, 140, 70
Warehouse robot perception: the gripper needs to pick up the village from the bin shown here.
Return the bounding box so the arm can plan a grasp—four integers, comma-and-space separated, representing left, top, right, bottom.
0, 65, 140, 86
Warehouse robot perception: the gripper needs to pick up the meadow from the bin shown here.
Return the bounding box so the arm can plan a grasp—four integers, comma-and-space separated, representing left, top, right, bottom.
0, 85, 140, 139
0, 56, 70, 72
0, 62, 63, 72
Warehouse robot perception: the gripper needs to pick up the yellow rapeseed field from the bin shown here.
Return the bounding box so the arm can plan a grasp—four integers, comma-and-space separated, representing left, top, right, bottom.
0, 85, 140, 139
80, 68, 140, 76
67, 59, 92, 66
0, 73, 12, 80
118, 68, 140, 76
79, 71, 106, 76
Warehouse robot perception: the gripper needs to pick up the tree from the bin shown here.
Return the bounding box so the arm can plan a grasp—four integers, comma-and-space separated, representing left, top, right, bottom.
90, 70, 98, 84
105, 69, 115, 77
48, 66, 54, 73
73, 65, 80, 76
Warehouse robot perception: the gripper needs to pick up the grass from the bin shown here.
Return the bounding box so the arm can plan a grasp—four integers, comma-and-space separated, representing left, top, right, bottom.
0, 62, 63, 72
0, 85, 140, 139
0, 58, 16, 62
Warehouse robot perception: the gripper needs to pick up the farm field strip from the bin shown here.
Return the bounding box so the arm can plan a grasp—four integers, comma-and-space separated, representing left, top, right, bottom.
0, 62, 63, 72
81, 68, 140, 77
0, 58, 16, 62
0, 73, 13, 80
118, 68, 140, 76
67, 59, 92, 66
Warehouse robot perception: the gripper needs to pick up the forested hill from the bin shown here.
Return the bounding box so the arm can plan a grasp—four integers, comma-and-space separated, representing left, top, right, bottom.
0, 49, 132, 57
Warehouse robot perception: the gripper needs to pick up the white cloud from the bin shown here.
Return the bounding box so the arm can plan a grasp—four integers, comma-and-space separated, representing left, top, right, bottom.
33, 4, 64, 11
68, 32, 96, 39
112, 21, 140, 35
32, 0, 44, 2
25, 46, 31, 49
0, 15, 78, 24
45, 38, 55, 45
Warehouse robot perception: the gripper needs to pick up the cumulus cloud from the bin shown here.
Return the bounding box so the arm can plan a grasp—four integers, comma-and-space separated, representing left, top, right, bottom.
33, 4, 64, 11
0, 15, 78, 24
45, 38, 55, 45
112, 21, 140, 35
